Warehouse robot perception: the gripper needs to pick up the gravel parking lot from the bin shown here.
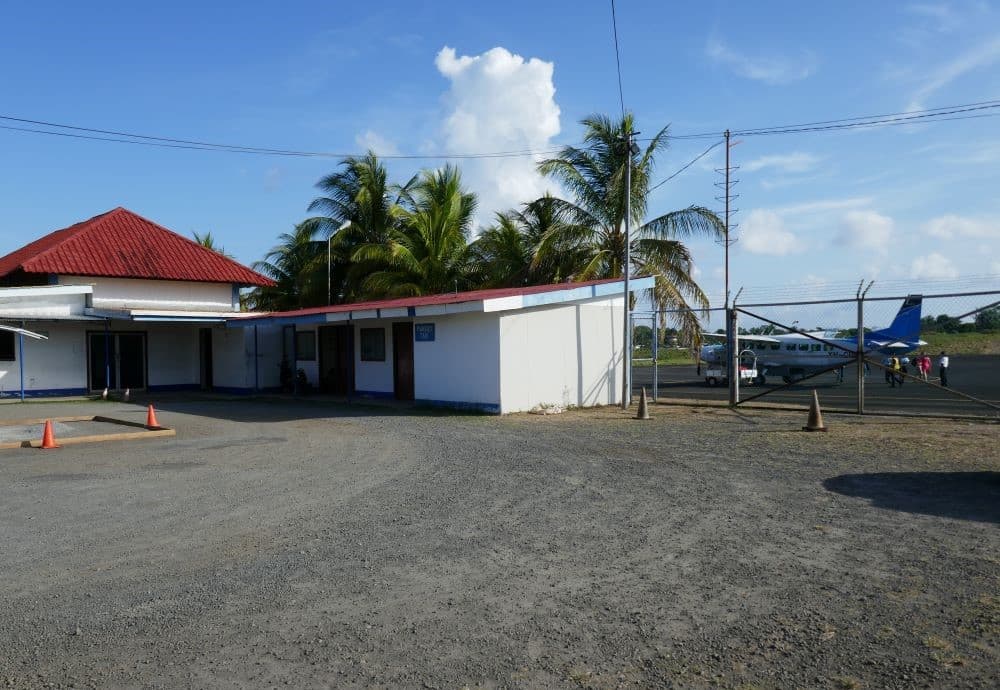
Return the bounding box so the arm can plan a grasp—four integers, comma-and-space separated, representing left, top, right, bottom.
1, 398, 997, 689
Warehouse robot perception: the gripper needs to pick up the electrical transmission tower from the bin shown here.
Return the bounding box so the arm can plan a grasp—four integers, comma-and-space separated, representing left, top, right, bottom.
715, 129, 740, 308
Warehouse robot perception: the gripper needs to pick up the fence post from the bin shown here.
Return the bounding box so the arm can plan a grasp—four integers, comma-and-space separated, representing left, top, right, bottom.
728, 307, 739, 406
651, 314, 659, 401
856, 295, 864, 414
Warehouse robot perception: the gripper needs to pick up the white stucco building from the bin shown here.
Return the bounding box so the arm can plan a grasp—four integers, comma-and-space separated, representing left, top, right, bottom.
0, 207, 276, 398
1, 206, 651, 413
239, 277, 652, 413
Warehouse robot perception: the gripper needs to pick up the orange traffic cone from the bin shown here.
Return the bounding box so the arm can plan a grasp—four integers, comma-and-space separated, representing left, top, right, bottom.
40, 419, 59, 449
145, 404, 160, 429
802, 389, 827, 432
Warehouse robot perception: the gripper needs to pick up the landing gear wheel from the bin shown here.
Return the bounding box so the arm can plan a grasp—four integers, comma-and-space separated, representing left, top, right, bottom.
706, 377, 718, 387
756, 374, 766, 386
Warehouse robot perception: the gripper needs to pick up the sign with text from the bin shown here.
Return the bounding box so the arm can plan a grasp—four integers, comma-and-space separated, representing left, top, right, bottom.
414, 323, 435, 342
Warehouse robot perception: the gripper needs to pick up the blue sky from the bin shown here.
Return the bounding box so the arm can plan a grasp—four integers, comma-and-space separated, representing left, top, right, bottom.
1, 0, 998, 309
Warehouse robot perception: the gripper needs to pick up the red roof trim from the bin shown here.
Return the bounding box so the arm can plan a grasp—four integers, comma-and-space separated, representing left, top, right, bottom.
254, 278, 625, 319
0, 207, 275, 287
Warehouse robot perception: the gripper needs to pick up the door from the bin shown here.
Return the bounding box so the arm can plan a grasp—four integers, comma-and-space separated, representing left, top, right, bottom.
318, 324, 354, 395
392, 322, 414, 401
199, 328, 214, 390
88, 332, 147, 391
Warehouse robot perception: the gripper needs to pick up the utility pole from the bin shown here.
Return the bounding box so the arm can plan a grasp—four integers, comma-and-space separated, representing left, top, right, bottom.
621, 128, 634, 409
724, 129, 730, 309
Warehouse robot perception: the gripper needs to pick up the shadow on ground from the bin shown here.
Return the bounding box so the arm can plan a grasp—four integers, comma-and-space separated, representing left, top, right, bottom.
823, 471, 1000, 524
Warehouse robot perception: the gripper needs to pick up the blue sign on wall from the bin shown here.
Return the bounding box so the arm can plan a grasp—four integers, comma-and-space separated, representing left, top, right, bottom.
414, 323, 435, 342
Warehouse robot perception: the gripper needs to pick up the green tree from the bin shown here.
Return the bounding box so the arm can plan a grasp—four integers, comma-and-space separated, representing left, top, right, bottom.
975, 306, 1000, 332
535, 113, 724, 342
352, 165, 478, 297
306, 151, 416, 302
469, 195, 580, 288
192, 231, 233, 258
246, 221, 326, 311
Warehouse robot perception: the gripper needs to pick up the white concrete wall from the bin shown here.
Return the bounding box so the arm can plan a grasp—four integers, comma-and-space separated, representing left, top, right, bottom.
413, 312, 501, 410
498, 296, 623, 413
57, 276, 236, 312
354, 322, 396, 395
0, 287, 90, 318
0, 322, 88, 396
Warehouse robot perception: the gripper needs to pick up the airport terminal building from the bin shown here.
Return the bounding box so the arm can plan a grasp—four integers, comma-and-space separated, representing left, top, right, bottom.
0, 208, 646, 412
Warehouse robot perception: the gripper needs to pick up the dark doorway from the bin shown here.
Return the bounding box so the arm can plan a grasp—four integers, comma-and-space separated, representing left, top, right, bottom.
199, 328, 214, 390
392, 322, 414, 401
88, 331, 147, 391
318, 324, 354, 394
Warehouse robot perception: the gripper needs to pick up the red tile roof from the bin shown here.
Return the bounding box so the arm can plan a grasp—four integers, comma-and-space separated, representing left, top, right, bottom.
251, 277, 626, 319
0, 207, 275, 287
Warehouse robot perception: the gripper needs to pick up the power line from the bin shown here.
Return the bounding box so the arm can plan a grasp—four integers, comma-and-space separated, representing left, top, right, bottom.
648, 140, 724, 192
610, 0, 627, 121
1, 99, 997, 160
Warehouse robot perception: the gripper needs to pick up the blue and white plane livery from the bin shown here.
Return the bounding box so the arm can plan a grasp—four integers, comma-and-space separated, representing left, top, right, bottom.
700, 296, 925, 384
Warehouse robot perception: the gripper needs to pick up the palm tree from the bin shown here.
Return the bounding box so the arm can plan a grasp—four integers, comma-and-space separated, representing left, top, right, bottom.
192, 231, 233, 258
469, 195, 581, 288
245, 221, 326, 311
535, 113, 724, 340
352, 165, 477, 297
306, 151, 415, 301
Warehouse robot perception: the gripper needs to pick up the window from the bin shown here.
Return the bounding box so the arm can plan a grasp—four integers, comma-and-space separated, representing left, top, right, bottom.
771, 344, 781, 351
785, 344, 796, 351
360, 328, 386, 361
295, 330, 316, 361
798, 344, 809, 351
811, 344, 821, 352
0, 331, 14, 361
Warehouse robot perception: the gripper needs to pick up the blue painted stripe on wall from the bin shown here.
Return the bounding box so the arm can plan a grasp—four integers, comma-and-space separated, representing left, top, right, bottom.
415, 398, 500, 414
0, 387, 88, 399
354, 389, 395, 400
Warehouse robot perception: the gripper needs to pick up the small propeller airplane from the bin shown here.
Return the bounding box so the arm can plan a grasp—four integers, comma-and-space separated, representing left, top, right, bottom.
700, 295, 925, 385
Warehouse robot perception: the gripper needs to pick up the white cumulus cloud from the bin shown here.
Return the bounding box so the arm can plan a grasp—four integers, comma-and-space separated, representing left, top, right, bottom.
835, 210, 895, 254
435, 46, 561, 230
739, 209, 804, 255
910, 252, 959, 279
922, 214, 1000, 239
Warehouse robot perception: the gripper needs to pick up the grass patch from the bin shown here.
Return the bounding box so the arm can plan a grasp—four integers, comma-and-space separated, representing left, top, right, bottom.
920, 331, 1000, 355
631, 348, 697, 366
832, 677, 861, 689
923, 634, 952, 650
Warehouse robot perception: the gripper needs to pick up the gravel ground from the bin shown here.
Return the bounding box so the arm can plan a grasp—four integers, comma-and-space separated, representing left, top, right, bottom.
0, 398, 997, 689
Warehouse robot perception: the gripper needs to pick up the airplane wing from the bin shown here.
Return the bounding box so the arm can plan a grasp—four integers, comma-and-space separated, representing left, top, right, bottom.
701, 332, 781, 344
0, 324, 48, 340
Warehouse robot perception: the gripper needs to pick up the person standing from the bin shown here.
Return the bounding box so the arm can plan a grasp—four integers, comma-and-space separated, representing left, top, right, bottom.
921, 353, 932, 381
938, 351, 949, 387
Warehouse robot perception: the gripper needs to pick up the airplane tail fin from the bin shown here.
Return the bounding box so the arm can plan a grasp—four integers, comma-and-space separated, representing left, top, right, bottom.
870, 295, 922, 343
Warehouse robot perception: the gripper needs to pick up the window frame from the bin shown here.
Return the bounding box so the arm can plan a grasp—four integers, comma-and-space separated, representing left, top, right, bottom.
360, 327, 386, 362
294, 330, 316, 361
0, 331, 15, 361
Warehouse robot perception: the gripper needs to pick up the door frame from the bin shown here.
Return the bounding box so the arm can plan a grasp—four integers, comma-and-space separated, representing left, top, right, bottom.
392, 321, 415, 401
86, 329, 149, 392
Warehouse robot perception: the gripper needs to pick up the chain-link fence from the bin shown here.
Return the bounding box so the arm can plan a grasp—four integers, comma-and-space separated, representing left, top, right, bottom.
632, 288, 1000, 419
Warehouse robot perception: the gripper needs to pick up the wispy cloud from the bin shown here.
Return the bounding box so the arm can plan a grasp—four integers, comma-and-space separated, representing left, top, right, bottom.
743, 152, 822, 173
835, 210, 895, 255
910, 252, 959, 279
705, 38, 816, 85
907, 35, 1000, 110
355, 130, 400, 156
923, 214, 1000, 239
774, 197, 873, 216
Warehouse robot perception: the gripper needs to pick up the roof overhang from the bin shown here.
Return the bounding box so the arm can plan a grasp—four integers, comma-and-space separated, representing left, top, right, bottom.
228, 277, 655, 328
85, 308, 267, 323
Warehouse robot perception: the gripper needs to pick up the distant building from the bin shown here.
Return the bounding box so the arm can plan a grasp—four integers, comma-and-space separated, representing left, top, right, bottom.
0, 207, 275, 397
